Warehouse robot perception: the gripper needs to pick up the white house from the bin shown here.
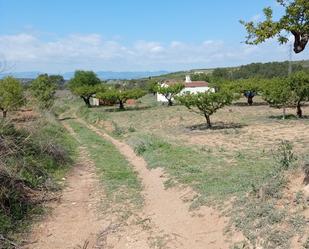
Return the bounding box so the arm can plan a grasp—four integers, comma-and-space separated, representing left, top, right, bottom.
156, 75, 214, 103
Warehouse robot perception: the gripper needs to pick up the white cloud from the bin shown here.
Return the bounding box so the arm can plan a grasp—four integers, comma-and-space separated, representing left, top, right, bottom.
0, 32, 308, 73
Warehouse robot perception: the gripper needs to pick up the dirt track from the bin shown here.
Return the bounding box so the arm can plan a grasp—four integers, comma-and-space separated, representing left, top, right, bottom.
25, 119, 240, 249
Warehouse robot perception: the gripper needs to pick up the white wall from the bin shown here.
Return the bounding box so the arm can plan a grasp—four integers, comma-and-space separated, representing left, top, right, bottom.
90, 97, 100, 106
156, 86, 215, 102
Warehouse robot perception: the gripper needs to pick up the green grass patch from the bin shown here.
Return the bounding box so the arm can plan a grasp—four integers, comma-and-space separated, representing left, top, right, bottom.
128, 134, 276, 203
67, 120, 142, 209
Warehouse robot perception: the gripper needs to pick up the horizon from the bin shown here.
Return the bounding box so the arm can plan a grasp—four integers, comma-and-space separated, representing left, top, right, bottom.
1, 0, 309, 73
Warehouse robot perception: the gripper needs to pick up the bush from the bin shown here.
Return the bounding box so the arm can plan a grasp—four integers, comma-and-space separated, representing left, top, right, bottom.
0, 117, 76, 239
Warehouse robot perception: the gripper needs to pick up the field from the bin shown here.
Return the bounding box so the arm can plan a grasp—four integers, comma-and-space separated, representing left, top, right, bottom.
73, 94, 309, 248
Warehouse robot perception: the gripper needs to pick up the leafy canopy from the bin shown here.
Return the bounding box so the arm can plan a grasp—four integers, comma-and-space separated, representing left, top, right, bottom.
0, 76, 24, 116
97, 87, 146, 109
155, 83, 185, 105
241, 0, 309, 53
177, 91, 233, 127
30, 74, 57, 109
68, 70, 102, 106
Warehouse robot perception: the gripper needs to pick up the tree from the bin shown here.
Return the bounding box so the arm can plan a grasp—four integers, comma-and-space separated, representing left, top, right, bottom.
0, 77, 24, 118
146, 79, 159, 95
69, 70, 101, 107
155, 83, 185, 106
234, 78, 262, 105
191, 73, 211, 82
262, 78, 293, 119
177, 91, 233, 128
288, 71, 309, 117
49, 75, 65, 89
241, 0, 309, 53
97, 88, 146, 110
30, 74, 57, 109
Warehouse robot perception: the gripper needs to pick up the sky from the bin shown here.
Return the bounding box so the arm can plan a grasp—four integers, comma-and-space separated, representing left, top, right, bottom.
0, 0, 308, 73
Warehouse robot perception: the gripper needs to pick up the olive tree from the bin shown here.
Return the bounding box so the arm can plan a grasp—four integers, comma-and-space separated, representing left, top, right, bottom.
155, 83, 185, 106
0, 76, 24, 118
30, 74, 57, 109
177, 91, 233, 128
97, 88, 146, 110
69, 70, 101, 107
241, 0, 309, 53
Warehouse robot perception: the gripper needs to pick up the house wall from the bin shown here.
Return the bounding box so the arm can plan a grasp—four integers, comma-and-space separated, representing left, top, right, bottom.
90, 97, 100, 106
156, 86, 214, 102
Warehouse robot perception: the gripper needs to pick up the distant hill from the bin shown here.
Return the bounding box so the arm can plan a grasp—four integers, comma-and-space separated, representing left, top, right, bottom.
151, 59, 309, 80
0, 70, 169, 80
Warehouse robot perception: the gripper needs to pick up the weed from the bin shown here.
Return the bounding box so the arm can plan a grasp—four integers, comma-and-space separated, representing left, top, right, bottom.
112, 122, 126, 137
275, 140, 296, 170
128, 125, 136, 132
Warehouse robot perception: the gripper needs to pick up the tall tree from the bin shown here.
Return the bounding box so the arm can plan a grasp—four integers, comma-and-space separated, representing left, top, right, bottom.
177, 91, 233, 128
241, 0, 309, 53
0, 77, 24, 118
155, 83, 185, 106
30, 74, 57, 109
69, 70, 101, 107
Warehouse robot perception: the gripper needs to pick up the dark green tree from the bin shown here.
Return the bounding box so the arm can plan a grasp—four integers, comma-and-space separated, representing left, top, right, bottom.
241, 0, 309, 53
68, 70, 101, 107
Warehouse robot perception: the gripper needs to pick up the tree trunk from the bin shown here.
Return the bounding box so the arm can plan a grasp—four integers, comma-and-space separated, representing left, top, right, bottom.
2, 110, 7, 118
296, 101, 302, 118
282, 107, 286, 120
247, 96, 253, 106
82, 96, 91, 108
292, 31, 309, 54
119, 100, 125, 110
204, 114, 212, 128
167, 99, 173, 106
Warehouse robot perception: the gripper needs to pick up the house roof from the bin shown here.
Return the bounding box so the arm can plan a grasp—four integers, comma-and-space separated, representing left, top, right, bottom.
163, 80, 209, 88
184, 81, 209, 88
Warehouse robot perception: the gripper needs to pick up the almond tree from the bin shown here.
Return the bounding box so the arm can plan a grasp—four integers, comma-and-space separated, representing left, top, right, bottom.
0, 77, 24, 118
69, 70, 102, 107
241, 0, 309, 53
97, 88, 146, 110
155, 83, 185, 106
177, 91, 233, 128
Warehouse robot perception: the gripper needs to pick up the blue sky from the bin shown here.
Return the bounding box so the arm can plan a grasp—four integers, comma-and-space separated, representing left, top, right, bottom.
0, 0, 308, 73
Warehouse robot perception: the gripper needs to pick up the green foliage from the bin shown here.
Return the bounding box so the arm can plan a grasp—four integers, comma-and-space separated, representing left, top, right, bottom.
241, 0, 309, 53
97, 87, 146, 110
190, 73, 211, 82
262, 77, 293, 118
146, 79, 159, 94
68, 70, 102, 107
49, 75, 65, 89
155, 83, 185, 106
30, 74, 57, 109
0, 76, 24, 118
177, 91, 233, 127
275, 140, 296, 170
288, 70, 309, 117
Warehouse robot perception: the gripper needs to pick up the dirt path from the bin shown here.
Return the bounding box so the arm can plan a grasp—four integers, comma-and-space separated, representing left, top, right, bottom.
79, 119, 243, 249
24, 122, 106, 249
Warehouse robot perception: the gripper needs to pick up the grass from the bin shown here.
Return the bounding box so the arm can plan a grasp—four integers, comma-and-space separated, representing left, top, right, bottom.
67, 120, 143, 211
128, 134, 279, 205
